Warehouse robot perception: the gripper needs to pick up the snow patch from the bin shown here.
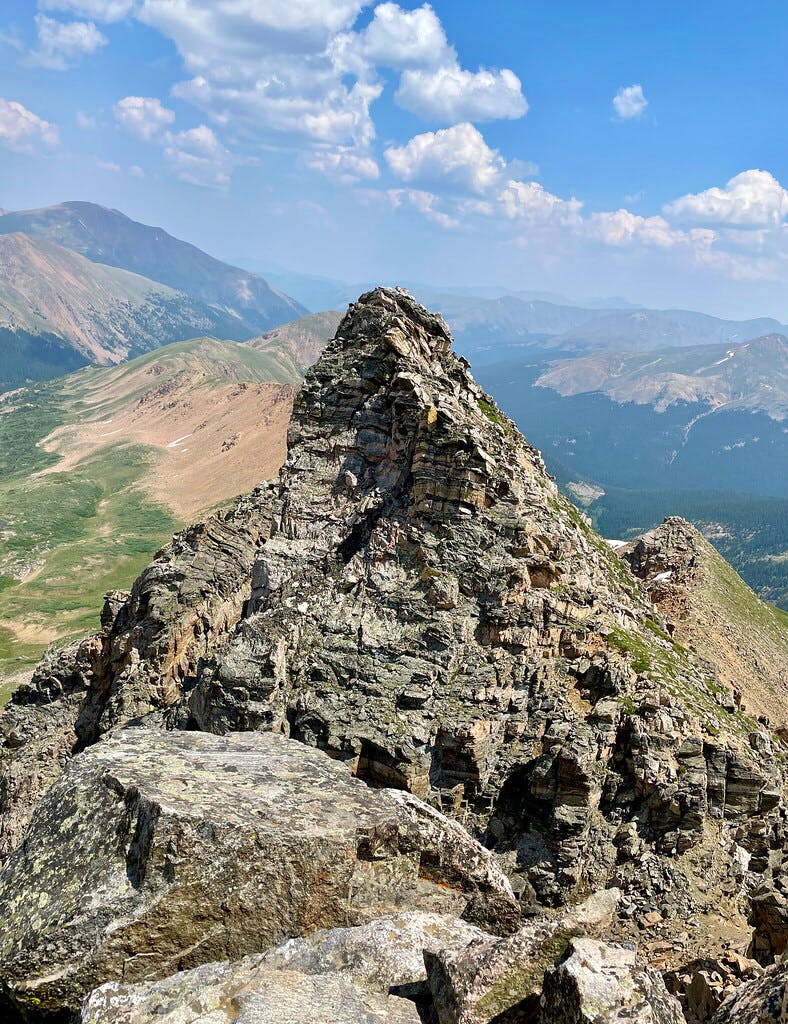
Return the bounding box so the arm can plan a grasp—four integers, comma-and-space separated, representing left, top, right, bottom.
166, 433, 192, 449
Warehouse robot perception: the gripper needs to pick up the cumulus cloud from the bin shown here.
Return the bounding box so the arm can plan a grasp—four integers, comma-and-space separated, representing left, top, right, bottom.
0, 97, 59, 152
586, 209, 715, 249
385, 122, 509, 195
30, 14, 107, 69
664, 169, 788, 229
348, 2, 453, 70
114, 95, 175, 141
38, 0, 135, 20
396, 66, 527, 123
613, 84, 647, 119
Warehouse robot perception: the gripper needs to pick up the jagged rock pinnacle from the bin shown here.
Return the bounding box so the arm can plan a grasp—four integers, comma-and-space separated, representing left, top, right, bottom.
1, 289, 784, 1009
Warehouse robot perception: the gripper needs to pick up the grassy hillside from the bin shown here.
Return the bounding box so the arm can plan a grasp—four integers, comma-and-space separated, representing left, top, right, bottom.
0, 336, 306, 698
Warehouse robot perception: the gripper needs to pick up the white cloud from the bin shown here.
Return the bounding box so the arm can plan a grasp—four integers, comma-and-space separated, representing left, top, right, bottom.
396, 66, 527, 123
139, 0, 379, 149
664, 170, 788, 229
97, 159, 121, 171
76, 110, 96, 129
385, 122, 508, 195
0, 97, 59, 153
338, 2, 453, 71
500, 180, 582, 226
129, 164, 145, 177
164, 124, 232, 187
585, 210, 719, 256
306, 147, 379, 183
114, 95, 175, 141
39, 0, 135, 20
613, 84, 647, 119
31, 14, 107, 69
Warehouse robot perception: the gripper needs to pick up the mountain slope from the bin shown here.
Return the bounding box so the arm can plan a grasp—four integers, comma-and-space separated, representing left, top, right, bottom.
0, 233, 263, 389
621, 516, 788, 728
476, 346, 788, 498
536, 333, 788, 419
247, 310, 342, 374
0, 334, 306, 691
0, 201, 306, 331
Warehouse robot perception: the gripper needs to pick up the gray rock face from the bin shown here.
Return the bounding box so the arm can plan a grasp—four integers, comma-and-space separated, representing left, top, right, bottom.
425, 890, 620, 1024
81, 961, 421, 1024
80, 912, 490, 1024
0, 729, 515, 1021
264, 911, 489, 992
540, 938, 685, 1024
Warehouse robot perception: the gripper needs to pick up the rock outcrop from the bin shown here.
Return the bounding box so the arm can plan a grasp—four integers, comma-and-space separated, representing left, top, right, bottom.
0, 487, 274, 860
712, 960, 787, 1024
621, 516, 788, 731
1, 288, 788, 1024
0, 729, 514, 1021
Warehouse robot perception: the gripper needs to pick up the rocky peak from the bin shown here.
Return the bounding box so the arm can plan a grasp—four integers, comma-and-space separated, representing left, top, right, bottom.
2, 290, 787, 1013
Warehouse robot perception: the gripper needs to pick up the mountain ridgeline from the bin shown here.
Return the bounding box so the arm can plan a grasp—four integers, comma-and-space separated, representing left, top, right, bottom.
0, 201, 305, 331
0, 202, 306, 390
0, 289, 787, 1024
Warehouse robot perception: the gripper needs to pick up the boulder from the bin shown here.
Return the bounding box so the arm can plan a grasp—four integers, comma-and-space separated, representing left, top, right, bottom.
80, 960, 421, 1024
540, 937, 685, 1024
425, 889, 620, 1024
265, 911, 490, 995
0, 729, 516, 1021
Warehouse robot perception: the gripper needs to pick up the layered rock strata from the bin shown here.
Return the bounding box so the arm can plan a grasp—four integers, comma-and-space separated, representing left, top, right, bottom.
1, 288, 787, 1024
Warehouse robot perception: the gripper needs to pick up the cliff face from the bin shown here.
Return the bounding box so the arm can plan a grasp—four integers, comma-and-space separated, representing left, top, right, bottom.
1, 289, 787, 1021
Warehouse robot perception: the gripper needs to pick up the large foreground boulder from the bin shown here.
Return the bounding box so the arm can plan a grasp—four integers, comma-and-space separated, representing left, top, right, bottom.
0, 729, 515, 1021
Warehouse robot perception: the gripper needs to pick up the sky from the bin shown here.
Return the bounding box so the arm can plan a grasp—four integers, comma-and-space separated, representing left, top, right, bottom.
1, 0, 788, 319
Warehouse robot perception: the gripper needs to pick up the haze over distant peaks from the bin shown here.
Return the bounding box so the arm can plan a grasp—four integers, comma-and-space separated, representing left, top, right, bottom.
536, 332, 788, 419
0, 201, 305, 332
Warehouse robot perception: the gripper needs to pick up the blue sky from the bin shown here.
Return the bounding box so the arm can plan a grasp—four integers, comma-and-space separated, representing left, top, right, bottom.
1, 0, 788, 318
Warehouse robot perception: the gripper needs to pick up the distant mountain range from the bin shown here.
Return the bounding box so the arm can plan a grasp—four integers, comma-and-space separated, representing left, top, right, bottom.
0, 201, 306, 391
536, 333, 788, 419
0, 202, 304, 330
232, 263, 787, 361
